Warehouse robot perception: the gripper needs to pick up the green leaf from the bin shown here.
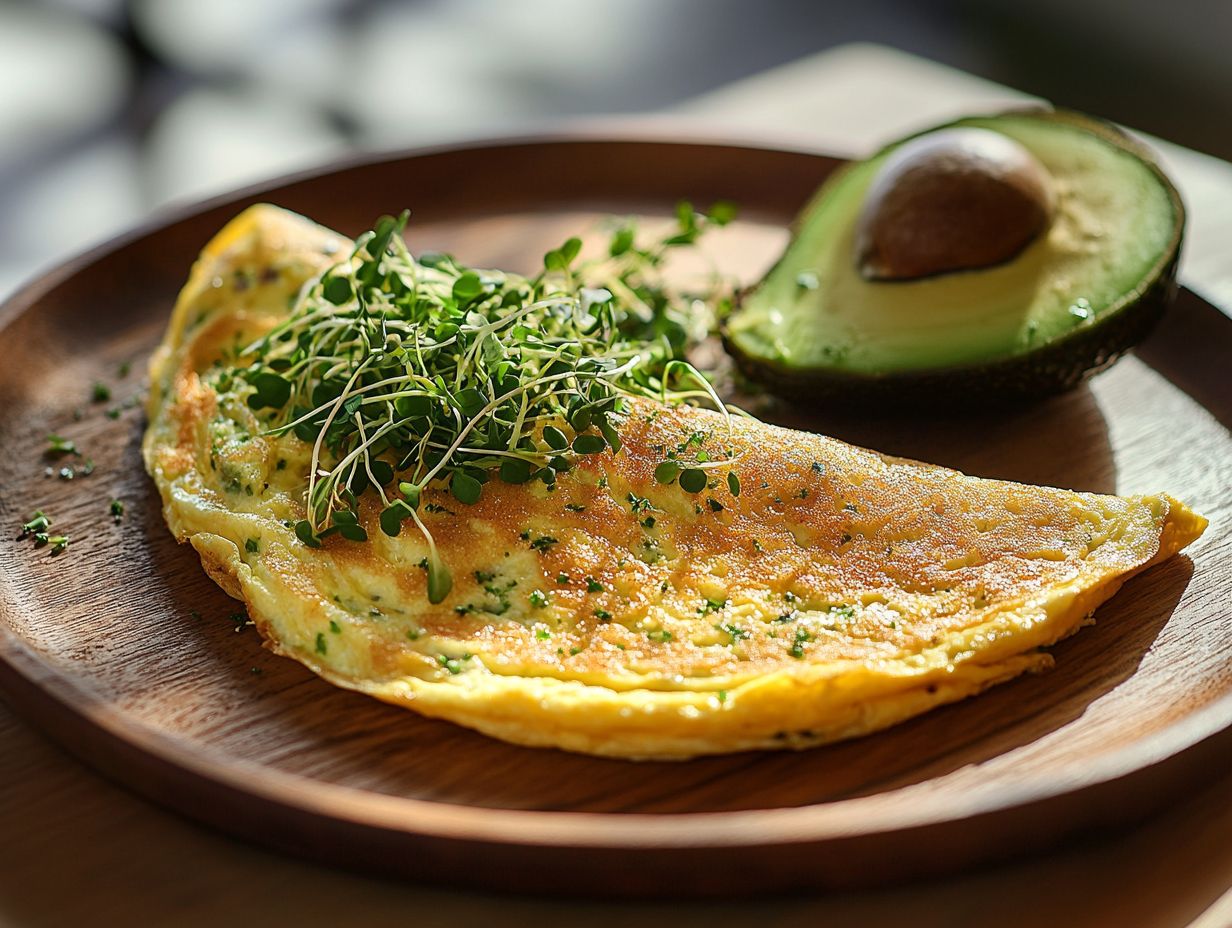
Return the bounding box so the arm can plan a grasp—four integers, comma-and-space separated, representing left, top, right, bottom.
380, 502, 410, 537
568, 404, 593, 433
598, 418, 621, 454
499, 458, 533, 484
727, 471, 741, 497
706, 201, 737, 225
654, 460, 680, 483
322, 276, 352, 305
572, 434, 606, 455
394, 394, 433, 418
311, 380, 346, 408
295, 520, 321, 548
451, 472, 482, 505
367, 211, 407, 258
247, 372, 292, 410
679, 468, 707, 493
454, 388, 487, 417
609, 226, 635, 257
542, 426, 569, 451
369, 460, 394, 486
452, 272, 484, 301
560, 236, 582, 263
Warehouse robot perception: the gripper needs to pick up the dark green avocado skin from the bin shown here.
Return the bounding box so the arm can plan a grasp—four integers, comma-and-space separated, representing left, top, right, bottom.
723, 109, 1186, 408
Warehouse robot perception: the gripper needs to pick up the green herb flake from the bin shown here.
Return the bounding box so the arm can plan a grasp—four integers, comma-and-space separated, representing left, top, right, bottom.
436, 653, 470, 675
315, 632, 328, 654
45, 435, 77, 456
109, 499, 124, 523
244, 537, 259, 553
789, 627, 812, 659
91, 382, 111, 403
18, 511, 51, 538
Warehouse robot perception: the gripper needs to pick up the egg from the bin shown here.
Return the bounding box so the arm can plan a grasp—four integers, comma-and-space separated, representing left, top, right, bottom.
143, 205, 1206, 759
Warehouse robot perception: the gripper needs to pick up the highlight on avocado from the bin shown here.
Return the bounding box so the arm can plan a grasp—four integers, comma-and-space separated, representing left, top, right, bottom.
722, 108, 1185, 405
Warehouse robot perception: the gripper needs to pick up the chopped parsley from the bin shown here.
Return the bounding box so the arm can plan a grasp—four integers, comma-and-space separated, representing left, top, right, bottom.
45, 435, 77, 456
789, 627, 812, 658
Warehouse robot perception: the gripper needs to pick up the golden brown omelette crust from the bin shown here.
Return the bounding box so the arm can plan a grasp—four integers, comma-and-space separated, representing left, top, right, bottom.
143, 205, 1207, 758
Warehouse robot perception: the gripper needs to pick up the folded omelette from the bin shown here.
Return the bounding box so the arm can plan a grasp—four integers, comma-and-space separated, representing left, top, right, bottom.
144, 205, 1206, 759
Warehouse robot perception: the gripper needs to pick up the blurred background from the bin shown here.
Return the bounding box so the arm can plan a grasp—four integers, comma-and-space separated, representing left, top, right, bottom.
2, 0, 1229, 298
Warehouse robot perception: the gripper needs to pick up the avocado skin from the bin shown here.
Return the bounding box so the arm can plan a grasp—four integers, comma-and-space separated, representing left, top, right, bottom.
724, 109, 1186, 408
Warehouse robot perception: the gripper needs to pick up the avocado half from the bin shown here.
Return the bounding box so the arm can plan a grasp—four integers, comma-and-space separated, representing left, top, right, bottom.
724, 109, 1185, 405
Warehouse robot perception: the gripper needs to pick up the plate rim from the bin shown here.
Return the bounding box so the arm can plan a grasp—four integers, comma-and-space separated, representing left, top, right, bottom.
1, 131, 1229, 873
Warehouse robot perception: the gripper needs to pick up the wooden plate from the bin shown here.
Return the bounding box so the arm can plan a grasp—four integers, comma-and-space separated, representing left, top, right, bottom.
0, 138, 1228, 898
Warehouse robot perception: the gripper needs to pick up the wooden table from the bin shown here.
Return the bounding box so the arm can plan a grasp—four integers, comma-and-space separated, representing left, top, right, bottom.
3, 43, 1230, 928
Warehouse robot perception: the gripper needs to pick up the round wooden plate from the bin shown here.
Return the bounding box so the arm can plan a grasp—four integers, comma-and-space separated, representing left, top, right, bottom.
0, 138, 1229, 898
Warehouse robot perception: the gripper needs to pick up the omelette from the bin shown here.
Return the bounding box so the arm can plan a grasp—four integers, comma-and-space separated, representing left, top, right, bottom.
143, 205, 1206, 759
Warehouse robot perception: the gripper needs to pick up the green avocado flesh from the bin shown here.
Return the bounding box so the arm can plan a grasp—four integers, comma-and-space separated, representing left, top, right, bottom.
727, 113, 1181, 380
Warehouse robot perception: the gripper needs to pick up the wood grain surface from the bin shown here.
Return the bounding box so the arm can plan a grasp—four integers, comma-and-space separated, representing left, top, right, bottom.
0, 139, 1228, 898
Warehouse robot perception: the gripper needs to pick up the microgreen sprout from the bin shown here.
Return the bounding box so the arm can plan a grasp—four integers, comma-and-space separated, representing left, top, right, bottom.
219, 204, 736, 603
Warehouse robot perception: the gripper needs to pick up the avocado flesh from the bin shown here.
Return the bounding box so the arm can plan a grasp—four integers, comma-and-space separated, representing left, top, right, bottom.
727, 113, 1181, 381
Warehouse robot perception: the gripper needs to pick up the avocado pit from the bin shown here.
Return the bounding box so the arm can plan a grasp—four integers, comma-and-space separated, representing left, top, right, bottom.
854, 127, 1057, 281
